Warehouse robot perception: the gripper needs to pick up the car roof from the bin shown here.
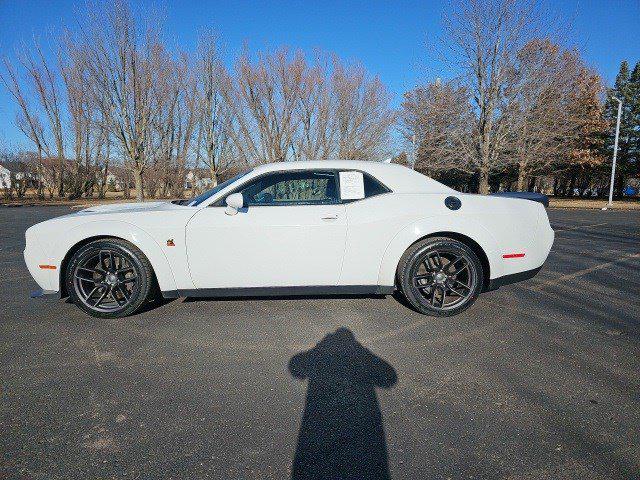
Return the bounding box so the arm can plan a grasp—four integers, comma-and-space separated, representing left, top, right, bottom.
251, 160, 456, 194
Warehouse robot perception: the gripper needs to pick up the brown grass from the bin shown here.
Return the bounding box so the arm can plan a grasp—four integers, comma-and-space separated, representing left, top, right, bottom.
549, 198, 640, 210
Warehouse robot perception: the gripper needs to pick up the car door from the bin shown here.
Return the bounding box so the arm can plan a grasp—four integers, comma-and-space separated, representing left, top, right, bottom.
185, 169, 347, 289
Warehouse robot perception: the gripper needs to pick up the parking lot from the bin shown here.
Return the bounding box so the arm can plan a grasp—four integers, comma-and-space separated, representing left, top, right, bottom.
1, 206, 639, 479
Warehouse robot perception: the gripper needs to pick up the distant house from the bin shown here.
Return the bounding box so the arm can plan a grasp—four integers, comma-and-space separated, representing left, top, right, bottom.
105, 172, 122, 191
0, 164, 11, 189
185, 169, 213, 190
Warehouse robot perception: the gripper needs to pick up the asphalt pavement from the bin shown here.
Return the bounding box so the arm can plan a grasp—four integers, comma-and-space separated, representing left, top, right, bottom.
1, 206, 639, 480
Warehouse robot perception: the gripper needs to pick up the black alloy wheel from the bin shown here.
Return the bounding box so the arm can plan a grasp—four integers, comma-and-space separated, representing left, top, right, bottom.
398, 237, 483, 316
66, 238, 155, 318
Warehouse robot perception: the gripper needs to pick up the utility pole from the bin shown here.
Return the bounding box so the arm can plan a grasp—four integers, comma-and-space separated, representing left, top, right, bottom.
606, 97, 623, 208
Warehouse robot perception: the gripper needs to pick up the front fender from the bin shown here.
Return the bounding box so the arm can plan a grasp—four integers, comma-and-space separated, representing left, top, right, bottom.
48, 220, 178, 293
377, 215, 503, 286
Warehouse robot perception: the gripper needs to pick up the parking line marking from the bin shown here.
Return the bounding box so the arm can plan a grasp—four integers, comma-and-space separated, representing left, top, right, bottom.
529, 252, 640, 291
553, 222, 607, 232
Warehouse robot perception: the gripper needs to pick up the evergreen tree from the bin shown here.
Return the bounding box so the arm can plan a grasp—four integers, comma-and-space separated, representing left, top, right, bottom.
629, 62, 640, 179
605, 61, 639, 195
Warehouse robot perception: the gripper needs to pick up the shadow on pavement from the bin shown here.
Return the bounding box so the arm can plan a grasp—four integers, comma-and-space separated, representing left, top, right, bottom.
288, 327, 397, 480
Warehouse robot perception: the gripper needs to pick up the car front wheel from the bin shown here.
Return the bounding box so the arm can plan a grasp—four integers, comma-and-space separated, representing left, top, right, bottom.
66, 238, 155, 318
398, 237, 483, 316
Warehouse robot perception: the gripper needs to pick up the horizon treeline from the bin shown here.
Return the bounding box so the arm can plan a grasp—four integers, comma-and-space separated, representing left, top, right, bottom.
1, 0, 638, 200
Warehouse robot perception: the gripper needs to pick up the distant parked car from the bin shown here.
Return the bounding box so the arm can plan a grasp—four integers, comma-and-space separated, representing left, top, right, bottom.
25, 161, 554, 318
491, 191, 549, 208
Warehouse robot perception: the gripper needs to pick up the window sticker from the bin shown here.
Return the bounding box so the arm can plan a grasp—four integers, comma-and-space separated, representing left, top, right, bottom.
339, 171, 365, 200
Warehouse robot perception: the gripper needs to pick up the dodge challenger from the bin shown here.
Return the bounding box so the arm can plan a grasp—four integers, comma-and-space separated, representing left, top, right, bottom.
24, 160, 554, 318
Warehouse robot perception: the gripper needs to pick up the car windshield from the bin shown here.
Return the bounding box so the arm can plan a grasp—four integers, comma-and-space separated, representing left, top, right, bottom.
186, 170, 252, 206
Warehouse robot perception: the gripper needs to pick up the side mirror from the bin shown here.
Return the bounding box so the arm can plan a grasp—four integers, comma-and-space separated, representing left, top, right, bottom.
224, 193, 244, 215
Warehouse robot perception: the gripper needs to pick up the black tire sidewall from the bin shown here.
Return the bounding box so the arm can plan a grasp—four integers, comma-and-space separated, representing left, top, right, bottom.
399, 238, 483, 316
66, 239, 153, 319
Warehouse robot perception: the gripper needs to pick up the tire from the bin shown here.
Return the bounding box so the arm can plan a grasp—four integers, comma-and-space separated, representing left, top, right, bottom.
397, 237, 483, 316
65, 238, 156, 319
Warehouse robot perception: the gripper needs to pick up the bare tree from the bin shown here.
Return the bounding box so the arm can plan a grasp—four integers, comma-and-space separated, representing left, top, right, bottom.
61, 46, 96, 198
3, 0, 399, 202
401, 79, 474, 175
94, 120, 112, 199
292, 56, 335, 161
223, 48, 306, 164
442, 0, 539, 193
78, 0, 167, 201
332, 60, 395, 160
151, 53, 199, 197
196, 33, 234, 186
11, 41, 67, 196
505, 39, 585, 189
1, 56, 49, 197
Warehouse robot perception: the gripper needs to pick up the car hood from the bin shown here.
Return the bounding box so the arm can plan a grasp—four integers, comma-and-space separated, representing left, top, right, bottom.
76, 201, 184, 216
24, 200, 194, 249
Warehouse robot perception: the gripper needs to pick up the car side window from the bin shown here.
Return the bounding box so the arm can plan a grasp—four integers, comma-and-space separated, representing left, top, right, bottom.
362, 172, 390, 198
238, 170, 339, 206
338, 171, 390, 202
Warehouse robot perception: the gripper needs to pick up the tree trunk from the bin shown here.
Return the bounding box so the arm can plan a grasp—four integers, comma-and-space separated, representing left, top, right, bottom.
478, 169, 490, 195
516, 166, 527, 191
57, 162, 65, 198
209, 164, 218, 188
133, 169, 144, 202
123, 175, 130, 199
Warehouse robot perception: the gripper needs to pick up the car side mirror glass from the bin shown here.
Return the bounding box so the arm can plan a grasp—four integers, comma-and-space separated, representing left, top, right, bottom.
225, 193, 244, 215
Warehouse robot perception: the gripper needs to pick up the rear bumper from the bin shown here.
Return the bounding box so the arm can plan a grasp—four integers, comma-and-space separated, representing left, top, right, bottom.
487, 265, 542, 290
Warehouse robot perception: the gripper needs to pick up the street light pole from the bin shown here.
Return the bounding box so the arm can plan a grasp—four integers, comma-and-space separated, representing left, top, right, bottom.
607, 97, 623, 207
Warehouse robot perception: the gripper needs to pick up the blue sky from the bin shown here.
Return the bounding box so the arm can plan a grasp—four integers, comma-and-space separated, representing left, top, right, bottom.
1, 0, 639, 149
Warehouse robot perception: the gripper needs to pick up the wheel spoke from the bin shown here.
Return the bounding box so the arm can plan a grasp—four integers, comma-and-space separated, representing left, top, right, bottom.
98, 250, 110, 271
84, 285, 99, 300
112, 285, 128, 305
429, 286, 437, 306
75, 268, 99, 282
433, 251, 443, 269
414, 274, 432, 288
92, 288, 109, 307
451, 263, 469, 276
78, 266, 98, 275
449, 286, 467, 297
453, 278, 471, 290
116, 284, 130, 299
446, 256, 464, 273
439, 286, 446, 308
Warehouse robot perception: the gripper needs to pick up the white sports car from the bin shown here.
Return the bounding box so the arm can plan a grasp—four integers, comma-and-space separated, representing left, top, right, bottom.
25, 160, 554, 318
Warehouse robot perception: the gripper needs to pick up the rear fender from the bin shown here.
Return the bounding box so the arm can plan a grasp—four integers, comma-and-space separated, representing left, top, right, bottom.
377, 215, 503, 286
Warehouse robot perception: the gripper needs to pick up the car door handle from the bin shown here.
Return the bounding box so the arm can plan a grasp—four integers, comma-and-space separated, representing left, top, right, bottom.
321, 214, 339, 220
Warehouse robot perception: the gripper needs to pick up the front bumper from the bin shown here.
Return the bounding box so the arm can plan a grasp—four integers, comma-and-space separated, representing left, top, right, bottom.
24, 235, 58, 292
30, 289, 59, 298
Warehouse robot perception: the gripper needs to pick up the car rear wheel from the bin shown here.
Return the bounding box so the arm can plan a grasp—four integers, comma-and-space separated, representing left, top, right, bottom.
66, 238, 155, 318
398, 237, 483, 316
